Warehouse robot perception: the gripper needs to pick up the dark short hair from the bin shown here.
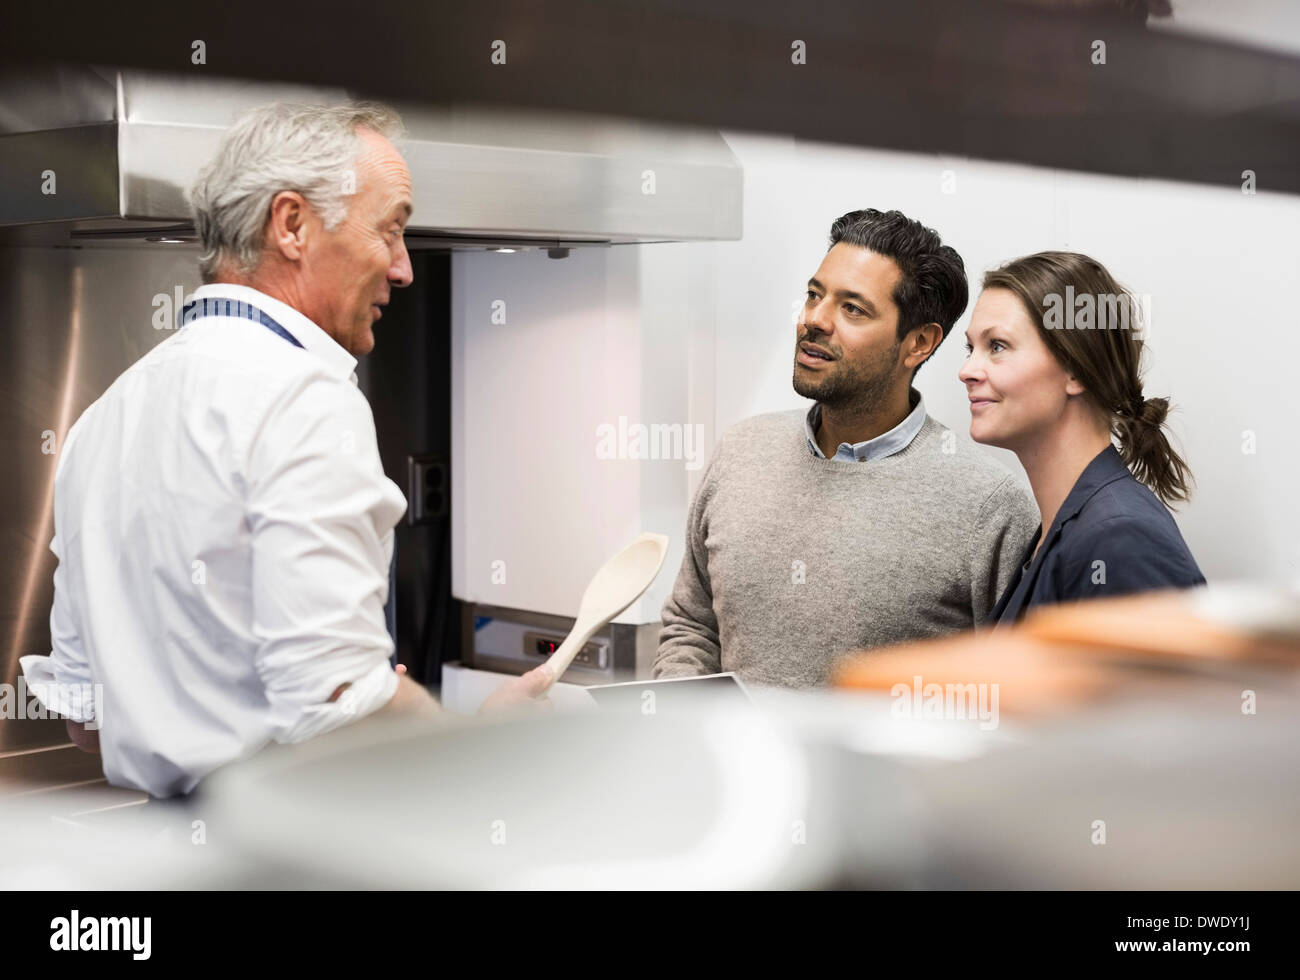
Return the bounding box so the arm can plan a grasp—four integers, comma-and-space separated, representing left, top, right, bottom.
828, 208, 969, 377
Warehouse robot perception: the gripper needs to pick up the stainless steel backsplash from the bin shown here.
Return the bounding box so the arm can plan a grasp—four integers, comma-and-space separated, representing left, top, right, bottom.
1, 244, 200, 753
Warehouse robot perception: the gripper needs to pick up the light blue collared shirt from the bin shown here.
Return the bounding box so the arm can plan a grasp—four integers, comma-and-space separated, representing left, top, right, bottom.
804, 388, 927, 462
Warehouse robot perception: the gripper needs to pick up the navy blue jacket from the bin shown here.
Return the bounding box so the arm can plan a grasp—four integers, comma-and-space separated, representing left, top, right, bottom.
990, 445, 1205, 625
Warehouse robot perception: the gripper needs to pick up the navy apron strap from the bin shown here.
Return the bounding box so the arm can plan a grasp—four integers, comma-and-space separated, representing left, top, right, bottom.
179, 297, 305, 349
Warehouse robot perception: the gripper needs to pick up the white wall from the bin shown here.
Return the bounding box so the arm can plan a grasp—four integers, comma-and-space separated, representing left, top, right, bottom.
1150, 0, 1300, 59
453, 129, 1300, 622
451, 244, 706, 623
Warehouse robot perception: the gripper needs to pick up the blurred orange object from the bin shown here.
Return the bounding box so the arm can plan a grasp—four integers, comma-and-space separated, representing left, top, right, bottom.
1022, 587, 1300, 666
832, 630, 1112, 716
833, 586, 1300, 716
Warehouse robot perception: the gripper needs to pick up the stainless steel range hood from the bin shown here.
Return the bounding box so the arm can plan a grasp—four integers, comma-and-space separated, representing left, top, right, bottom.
0, 66, 743, 250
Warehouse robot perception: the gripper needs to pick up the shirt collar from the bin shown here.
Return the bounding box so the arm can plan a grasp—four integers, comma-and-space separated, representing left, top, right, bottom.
805, 388, 927, 461
191, 283, 359, 385
1052, 444, 1131, 530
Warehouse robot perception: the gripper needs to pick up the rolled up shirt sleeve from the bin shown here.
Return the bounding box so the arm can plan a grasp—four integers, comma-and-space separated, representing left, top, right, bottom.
243, 371, 406, 744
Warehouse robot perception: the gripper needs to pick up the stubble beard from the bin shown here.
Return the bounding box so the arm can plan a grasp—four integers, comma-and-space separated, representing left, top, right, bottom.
792, 338, 903, 416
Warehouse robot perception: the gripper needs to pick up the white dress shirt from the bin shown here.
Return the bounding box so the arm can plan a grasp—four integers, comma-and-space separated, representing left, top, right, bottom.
21, 283, 405, 797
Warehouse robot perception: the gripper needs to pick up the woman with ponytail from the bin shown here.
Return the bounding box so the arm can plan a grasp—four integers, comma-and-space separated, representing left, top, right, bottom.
958, 251, 1204, 624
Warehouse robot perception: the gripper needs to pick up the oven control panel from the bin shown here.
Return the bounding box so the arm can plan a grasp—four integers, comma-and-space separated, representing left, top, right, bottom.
523, 632, 609, 670
462, 603, 657, 683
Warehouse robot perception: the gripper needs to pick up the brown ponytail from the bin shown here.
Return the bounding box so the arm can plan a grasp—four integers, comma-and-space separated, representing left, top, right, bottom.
983, 251, 1194, 507
1111, 395, 1192, 506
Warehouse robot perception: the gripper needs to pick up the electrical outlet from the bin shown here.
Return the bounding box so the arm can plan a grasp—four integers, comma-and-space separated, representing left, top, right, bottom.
407, 454, 447, 525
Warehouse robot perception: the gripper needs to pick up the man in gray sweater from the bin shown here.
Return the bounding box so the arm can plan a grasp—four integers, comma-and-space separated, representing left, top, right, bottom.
655, 209, 1038, 689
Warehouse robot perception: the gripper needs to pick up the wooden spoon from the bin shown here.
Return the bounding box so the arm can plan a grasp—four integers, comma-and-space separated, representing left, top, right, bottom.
538, 532, 670, 691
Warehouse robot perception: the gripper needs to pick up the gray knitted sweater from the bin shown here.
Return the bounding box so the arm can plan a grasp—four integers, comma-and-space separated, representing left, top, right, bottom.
654, 409, 1039, 689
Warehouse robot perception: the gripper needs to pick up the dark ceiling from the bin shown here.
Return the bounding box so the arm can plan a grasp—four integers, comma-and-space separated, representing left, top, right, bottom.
4, 0, 1299, 194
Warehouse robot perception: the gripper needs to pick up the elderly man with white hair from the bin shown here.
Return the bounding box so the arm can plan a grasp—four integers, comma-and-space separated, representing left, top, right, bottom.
20, 100, 550, 798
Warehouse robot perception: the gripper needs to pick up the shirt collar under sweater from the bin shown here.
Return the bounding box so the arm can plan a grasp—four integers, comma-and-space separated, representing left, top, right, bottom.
804, 387, 927, 462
